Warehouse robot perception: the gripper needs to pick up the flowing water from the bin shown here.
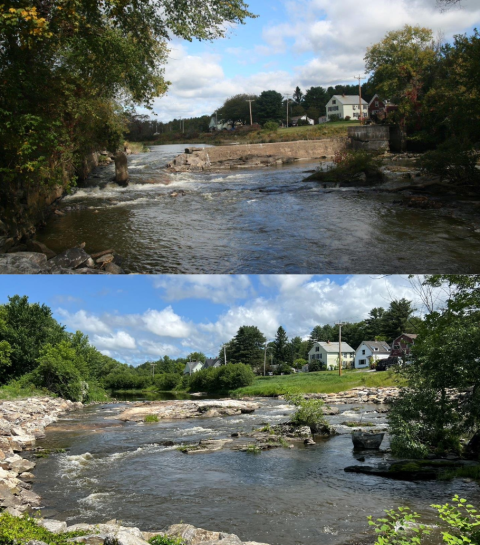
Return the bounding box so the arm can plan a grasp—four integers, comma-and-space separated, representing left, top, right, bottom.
31, 400, 480, 545
36, 144, 480, 274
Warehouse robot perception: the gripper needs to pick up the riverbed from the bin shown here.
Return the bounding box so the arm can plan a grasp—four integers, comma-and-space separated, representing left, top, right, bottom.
31, 399, 480, 545
35, 144, 480, 274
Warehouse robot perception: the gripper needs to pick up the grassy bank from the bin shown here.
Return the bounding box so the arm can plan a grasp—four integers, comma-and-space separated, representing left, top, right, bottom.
0, 383, 52, 400
139, 121, 356, 147
231, 370, 402, 397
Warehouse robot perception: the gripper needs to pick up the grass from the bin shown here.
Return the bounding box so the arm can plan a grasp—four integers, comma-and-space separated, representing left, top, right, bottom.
439, 465, 480, 482
232, 369, 402, 397
343, 421, 376, 427
144, 414, 159, 423
0, 383, 53, 400
245, 444, 261, 454
149, 536, 185, 545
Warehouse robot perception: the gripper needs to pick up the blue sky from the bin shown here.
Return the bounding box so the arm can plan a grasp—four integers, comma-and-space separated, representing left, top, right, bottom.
0, 275, 433, 365
151, 0, 480, 121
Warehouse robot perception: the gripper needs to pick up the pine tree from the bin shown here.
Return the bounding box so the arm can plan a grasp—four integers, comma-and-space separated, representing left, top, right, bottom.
273, 326, 289, 364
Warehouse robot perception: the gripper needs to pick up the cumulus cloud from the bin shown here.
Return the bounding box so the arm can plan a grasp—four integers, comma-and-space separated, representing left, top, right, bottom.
152, 275, 252, 304
93, 331, 137, 350
142, 306, 192, 338
56, 309, 111, 334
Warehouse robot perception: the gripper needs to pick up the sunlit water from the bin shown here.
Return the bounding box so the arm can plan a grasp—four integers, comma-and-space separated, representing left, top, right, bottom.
31, 400, 480, 545
35, 144, 480, 273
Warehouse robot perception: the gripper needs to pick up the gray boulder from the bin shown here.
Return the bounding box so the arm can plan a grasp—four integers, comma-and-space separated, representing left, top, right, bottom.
48, 248, 91, 270
38, 520, 68, 533
352, 432, 385, 450
0, 252, 48, 274
26, 240, 56, 259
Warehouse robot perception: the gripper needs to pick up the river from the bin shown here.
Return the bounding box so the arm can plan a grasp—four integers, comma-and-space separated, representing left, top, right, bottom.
31, 399, 480, 545
35, 144, 480, 274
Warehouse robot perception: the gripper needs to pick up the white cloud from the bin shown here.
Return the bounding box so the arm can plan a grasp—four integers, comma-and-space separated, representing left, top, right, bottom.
93, 331, 137, 350
138, 339, 179, 357
56, 309, 111, 334
142, 306, 192, 338
153, 274, 252, 304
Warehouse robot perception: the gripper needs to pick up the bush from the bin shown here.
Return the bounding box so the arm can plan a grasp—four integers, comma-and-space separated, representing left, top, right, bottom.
285, 394, 328, 433
188, 364, 255, 393
345, 116, 351, 121
308, 360, 322, 372
144, 414, 159, 423
329, 114, 341, 122
263, 121, 279, 132
297, 118, 310, 126
155, 373, 181, 391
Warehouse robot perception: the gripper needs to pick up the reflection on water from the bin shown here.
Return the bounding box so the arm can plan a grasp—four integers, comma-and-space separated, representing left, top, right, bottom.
32, 401, 480, 545
36, 144, 480, 273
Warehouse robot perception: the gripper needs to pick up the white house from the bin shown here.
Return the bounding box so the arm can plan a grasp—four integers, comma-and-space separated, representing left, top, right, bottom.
325, 95, 369, 121
355, 341, 391, 369
202, 358, 222, 370
308, 341, 355, 371
291, 115, 315, 126
183, 361, 204, 375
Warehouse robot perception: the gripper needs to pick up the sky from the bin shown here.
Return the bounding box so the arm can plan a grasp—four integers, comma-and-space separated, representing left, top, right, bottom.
0, 275, 445, 365
148, 0, 480, 122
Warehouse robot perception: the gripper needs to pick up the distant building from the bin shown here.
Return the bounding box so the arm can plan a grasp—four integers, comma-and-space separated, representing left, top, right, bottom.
355, 341, 391, 369
308, 341, 355, 371
391, 334, 418, 360
318, 116, 328, 124
290, 115, 315, 126
202, 358, 222, 370
325, 95, 369, 121
183, 361, 204, 375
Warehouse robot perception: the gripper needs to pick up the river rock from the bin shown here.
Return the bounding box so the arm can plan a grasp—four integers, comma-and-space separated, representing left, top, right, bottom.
271, 423, 311, 439
164, 524, 242, 545
19, 488, 41, 506
352, 432, 385, 450
49, 248, 91, 270
104, 529, 149, 545
0, 252, 48, 274
96, 254, 115, 265
104, 262, 124, 274
70, 535, 109, 545
38, 520, 68, 533
116, 400, 260, 422
114, 152, 129, 186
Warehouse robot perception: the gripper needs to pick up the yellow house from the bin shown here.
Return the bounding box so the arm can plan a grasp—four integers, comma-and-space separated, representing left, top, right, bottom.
308, 341, 355, 370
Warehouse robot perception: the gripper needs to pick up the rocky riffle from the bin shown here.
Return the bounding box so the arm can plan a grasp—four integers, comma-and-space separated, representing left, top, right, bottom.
0, 397, 83, 513
116, 400, 260, 422
300, 387, 400, 405
0, 246, 126, 274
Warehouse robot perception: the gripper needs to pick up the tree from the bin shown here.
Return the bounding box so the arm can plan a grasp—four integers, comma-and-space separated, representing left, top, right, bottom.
388, 275, 480, 458
289, 336, 303, 363
303, 86, 328, 115
365, 25, 437, 127
229, 326, 266, 367
220, 94, 258, 123
273, 326, 289, 364
187, 352, 206, 363
381, 299, 415, 342
364, 307, 385, 339
255, 90, 284, 125
293, 86, 303, 104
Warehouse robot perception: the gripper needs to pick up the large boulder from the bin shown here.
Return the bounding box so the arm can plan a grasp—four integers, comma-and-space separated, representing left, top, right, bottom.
37, 520, 68, 534
352, 432, 385, 450
115, 152, 129, 186
48, 248, 91, 270
164, 524, 242, 545
0, 252, 48, 274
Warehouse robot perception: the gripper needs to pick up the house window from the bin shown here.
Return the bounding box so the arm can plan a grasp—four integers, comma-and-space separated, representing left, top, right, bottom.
374, 347, 378, 351
332, 100, 336, 105
394, 344, 400, 349
315, 346, 319, 352
359, 359, 366, 365
375, 101, 379, 107
362, 349, 365, 355
319, 353, 322, 359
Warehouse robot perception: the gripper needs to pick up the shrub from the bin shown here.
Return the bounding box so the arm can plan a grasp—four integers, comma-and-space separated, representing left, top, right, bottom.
263, 121, 279, 132
155, 373, 181, 391
329, 114, 341, 122
144, 414, 159, 423
188, 364, 255, 393
149, 536, 185, 545
285, 394, 328, 433
345, 116, 351, 121
308, 360, 322, 372
297, 118, 310, 126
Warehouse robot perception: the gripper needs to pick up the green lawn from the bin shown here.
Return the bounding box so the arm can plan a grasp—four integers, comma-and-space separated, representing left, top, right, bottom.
232, 369, 403, 397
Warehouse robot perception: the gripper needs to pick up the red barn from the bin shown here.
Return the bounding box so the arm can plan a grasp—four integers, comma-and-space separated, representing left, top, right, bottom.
390, 333, 418, 359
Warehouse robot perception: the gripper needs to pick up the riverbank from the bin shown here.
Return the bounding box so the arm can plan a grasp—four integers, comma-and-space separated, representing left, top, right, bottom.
0, 397, 83, 513
231, 370, 402, 397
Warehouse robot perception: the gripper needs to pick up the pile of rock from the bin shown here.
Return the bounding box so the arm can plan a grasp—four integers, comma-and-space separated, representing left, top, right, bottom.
168, 152, 300, 172
116, 400, 260, 422
26, 521, 270, 545
0, 245, 126, 274
302, 387, 400, 405
0, 397, 83, 513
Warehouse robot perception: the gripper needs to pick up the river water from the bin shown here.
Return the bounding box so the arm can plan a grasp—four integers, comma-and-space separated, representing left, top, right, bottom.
31, 400, 480, 545
36, 144, 480, 274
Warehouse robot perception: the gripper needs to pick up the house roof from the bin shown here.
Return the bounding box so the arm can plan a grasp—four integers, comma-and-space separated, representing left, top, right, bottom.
396, 333, 418, 340
331, 95, 368, 106
316, 341, 355, 353
184, 361, 203, 372
360, 341, 391, 354
203, 359, 221, 368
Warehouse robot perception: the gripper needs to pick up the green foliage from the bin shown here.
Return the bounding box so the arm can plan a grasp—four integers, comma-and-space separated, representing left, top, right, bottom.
368, 506, 431, 545
228, 325, 266, 367
328, 114, 341, 122
285, 394, 327, 432
144, 414, 159, 423
30, 341, 84, 401
220, 94, 258, 123
149, 535, 184, 545
0, 513, 87, 545
368, 496, 480, 545
273, 326, 289, 365
188, 363, 255, 393
256, 90, 284, 125
263, 121, 279, 132
245, 444, 261, 454
155, 373, 182, 391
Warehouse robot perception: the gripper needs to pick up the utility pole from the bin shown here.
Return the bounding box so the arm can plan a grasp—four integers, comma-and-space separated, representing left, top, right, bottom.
354, 75, 366, 123
246, 100, 255, 125
150, 362, 157, 378
263, 342, 267, 377
285, 94, 291, 128
336, 322, 345, 376
224, 345, 227, 366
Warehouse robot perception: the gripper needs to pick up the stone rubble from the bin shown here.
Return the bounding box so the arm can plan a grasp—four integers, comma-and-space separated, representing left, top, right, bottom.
301, 387, 400, 405
0, 397, 82, 512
